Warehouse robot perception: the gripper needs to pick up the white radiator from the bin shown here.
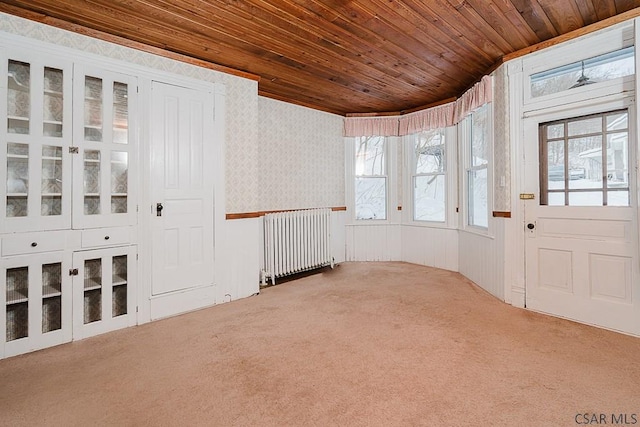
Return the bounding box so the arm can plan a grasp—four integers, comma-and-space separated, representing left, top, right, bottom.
262, 208, 334, 285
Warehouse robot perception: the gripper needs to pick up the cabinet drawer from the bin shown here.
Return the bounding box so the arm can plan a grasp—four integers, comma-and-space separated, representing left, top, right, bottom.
2, 231, 71, 256
81, 227, 132, 248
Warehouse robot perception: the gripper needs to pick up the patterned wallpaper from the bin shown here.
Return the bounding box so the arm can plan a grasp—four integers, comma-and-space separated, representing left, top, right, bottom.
257, 97, 344, 211
0, 12, 261, 214
492, 64, 511, 213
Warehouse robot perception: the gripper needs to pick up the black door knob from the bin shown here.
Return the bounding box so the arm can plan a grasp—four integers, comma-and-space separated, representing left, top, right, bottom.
527, 223, 535, 230
156, 203, 164, 217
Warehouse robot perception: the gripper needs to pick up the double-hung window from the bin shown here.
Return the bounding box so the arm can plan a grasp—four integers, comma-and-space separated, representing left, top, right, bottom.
412, 128, 446, 222
464, 104, 491, 229
354, 136, 386, 220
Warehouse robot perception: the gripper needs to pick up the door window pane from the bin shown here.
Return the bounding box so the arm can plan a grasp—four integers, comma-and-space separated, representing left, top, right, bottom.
8, 60, 30, 134
84, 76, 103, 142
6, 143, 29, 217
43, 67, 63, 137
540, 110, 630, 206
113, 82, 128, 144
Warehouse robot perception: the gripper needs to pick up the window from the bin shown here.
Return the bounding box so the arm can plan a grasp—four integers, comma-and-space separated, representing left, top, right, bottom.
540, 109, 629, 206
412, 128, 446, 222
355, 136, 386, 220
465, 104, 490, 228
530, 47, 634, 98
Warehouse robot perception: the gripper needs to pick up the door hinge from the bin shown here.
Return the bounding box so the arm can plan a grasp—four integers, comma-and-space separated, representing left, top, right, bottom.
69, 268, 79, 276
69, 147, 79, 154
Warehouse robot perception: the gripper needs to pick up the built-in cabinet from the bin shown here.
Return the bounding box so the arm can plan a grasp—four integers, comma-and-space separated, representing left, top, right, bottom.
1, 49, 138, 358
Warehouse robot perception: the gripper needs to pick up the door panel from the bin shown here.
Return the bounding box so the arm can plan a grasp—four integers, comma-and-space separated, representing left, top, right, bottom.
150, 81, 214, 298
524, 103, 640, 336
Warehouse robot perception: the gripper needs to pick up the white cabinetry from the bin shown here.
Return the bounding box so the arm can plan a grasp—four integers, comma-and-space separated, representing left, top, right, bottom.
1, 49, 138, 358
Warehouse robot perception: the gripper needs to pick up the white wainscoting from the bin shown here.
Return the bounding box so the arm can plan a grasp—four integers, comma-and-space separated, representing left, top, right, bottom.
345, 224, 402, 261
458, 219, 506, 300
331, 210, 347, 264
401, 226, 459, 271
216, 217, 262, 303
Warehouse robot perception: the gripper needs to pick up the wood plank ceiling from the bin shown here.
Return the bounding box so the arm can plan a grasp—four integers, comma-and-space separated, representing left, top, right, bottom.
1, 0, 640, 115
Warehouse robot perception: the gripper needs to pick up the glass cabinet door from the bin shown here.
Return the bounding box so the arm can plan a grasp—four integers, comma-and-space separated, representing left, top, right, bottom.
72, 245, 136, 340
1, 54, 72, 233
73, 67, 137, 229
1, 251, 73, 358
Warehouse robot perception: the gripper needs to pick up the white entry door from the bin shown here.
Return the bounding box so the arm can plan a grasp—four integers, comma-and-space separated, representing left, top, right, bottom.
149, 81, 215, 310
524, 102, 640, 336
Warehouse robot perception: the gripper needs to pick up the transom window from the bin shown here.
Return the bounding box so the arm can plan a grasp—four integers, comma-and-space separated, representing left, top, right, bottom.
530, 46, 634, 98
355, 136, 386, 220
413, 128, 446, 222
539, 109, 629, 206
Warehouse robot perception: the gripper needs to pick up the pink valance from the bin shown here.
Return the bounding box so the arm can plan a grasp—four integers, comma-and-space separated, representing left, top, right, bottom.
343, 116, 399, 137
345, 75, 493, 137
398, 102, 456, 135
454, 75, 493, 122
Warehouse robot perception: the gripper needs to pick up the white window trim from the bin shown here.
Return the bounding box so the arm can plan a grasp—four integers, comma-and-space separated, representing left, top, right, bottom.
403, 127, 458, 229
460, 105, 494, 235
346, 135, 397, 224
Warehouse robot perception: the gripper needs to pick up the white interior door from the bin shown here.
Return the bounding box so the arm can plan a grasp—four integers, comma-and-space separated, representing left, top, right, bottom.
524, 101, 640, 336
149, 81, 214, 299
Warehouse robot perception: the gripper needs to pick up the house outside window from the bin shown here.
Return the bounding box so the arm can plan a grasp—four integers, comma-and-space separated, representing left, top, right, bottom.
539, 109, 630, 206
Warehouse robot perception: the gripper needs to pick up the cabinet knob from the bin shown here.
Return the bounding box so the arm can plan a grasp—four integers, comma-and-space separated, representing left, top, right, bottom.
104, 235, 110, 240
31, 242, 38, 247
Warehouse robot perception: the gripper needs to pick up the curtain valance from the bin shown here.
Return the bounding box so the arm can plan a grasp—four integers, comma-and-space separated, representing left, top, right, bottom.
344, 75, 492, 137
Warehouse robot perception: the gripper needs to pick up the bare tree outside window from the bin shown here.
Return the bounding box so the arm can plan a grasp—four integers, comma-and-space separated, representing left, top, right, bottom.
413, 128, 446, 222
355, 136, 386, 220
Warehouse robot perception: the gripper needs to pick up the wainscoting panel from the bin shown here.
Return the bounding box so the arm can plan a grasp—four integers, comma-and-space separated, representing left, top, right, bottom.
346, 224, 402, 261
401, 226, 458, 272
458, 220, 506, 300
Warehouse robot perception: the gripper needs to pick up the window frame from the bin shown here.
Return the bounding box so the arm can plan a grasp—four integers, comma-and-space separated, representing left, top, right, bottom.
461, 104, 493, 233
406, 126, 457, 227
352, 135, 389, 222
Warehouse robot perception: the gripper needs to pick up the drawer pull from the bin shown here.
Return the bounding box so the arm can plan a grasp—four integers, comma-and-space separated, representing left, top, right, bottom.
31, 242, 38, 247
104, 235, 110, 240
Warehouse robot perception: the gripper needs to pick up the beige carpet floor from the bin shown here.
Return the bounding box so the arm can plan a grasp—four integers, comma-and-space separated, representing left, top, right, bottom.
1, 262, 639, 426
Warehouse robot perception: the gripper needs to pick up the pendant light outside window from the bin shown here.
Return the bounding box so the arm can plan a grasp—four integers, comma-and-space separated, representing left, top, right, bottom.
570, 61, 595, 88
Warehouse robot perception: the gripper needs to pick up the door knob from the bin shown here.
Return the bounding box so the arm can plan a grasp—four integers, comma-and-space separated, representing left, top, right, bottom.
156, 203, 164, 216
527, 223, 535, 230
